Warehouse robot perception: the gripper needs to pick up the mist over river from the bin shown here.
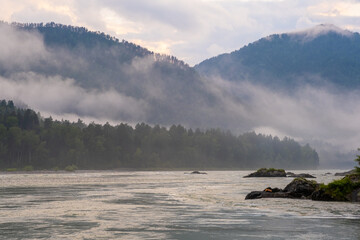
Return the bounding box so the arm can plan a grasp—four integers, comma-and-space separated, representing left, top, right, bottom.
1, 170, 359, 239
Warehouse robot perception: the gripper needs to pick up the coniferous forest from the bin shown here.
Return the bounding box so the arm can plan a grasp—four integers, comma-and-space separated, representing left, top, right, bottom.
0, 100, 319, 170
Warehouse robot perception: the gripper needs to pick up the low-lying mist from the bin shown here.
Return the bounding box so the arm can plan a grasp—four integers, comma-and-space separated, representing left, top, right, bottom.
203, 77, 360, 168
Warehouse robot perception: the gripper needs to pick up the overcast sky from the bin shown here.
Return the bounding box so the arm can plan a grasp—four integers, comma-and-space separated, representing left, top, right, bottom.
2, 0, 360, 65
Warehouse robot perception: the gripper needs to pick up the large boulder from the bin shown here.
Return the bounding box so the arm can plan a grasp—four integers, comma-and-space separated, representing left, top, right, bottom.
245, 178, 318, 200
244, 168, 286, 178
348, 188, 360, 202
245, 191, 263, 199
311, 189, 335, 201
345, 174, 360, 202
283, 178, 318, 198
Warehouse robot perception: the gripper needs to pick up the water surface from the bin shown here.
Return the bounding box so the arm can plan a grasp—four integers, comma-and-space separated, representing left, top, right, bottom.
0, 170, 359, 239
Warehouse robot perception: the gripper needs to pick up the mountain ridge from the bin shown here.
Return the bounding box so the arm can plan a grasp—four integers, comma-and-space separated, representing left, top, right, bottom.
9, 21, 188, 66
195, 24, 360, 88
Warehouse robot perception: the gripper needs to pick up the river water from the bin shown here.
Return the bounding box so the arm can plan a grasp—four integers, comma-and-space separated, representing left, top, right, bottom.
0, 170, 359, 239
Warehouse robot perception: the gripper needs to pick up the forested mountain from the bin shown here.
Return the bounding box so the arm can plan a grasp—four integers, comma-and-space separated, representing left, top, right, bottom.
6, 22, 187, 89
195, 24, 360, 88
0, 100, 319, 170
0, 22, 215, 125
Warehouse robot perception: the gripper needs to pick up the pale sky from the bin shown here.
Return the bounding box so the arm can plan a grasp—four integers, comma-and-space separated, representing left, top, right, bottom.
2, 0, 360, 65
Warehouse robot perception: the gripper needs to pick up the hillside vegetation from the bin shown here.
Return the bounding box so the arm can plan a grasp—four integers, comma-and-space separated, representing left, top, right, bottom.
0, 100, 319, 170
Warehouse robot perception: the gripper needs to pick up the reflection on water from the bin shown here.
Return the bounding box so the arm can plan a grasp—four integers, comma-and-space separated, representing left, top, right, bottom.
0, 171, 359, 239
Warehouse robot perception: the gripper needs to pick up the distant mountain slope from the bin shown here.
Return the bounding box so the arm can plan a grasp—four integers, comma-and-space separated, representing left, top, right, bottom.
0, 22, 216, 125
7, 22, 188, 90
195, 24, 360, 88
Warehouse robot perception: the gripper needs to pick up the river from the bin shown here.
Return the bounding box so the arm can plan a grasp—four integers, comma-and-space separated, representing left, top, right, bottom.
0, 170, 359, 239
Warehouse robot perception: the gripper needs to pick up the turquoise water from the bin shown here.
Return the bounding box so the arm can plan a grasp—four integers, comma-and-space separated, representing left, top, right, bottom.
0, 170, 359, 239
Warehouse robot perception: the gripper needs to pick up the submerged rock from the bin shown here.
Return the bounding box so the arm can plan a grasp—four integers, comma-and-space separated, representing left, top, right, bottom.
245, 190, 290, 199
244, 168, 286, 178
286, 172, 316, 178
190, 171, 207, 174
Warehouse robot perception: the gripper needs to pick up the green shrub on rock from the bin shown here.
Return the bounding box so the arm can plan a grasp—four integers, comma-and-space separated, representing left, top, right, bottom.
64, 164, 78, 172
23, 165, 34, 171
6, 168, 17, 172
52, 166, 60, 171
318, 175, 360, 201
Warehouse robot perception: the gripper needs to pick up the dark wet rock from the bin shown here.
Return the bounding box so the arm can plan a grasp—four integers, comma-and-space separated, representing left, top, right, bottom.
190, 171, 207, 174
245, 178, 319, 200
348, 188, 360, 202
244, 168, 286, 178
334, 169, 356, 176
348, 174, 360, 183
346, 174, 360, 202
286, 172, 316, 178
245, 190, 291, 199
283, 178, 318, 198
245, 191, 263, 199
246, 172, 360, 202
311, 189, 335, 201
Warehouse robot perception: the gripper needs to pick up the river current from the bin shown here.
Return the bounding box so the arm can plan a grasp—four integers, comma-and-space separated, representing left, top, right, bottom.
0, 170, 359, 239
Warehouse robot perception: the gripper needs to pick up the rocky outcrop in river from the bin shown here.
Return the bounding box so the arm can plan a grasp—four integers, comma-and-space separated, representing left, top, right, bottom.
245, 175, 360, 202
245, 178, 317, 200
244, 168, 286, 177
244, 168, 315, 178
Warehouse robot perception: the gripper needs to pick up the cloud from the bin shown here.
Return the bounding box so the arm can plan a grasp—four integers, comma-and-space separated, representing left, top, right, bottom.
0, 24, 148, 122
0, 73, 148, 122
0, 23, 48, 70
202, 76, 360, 167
